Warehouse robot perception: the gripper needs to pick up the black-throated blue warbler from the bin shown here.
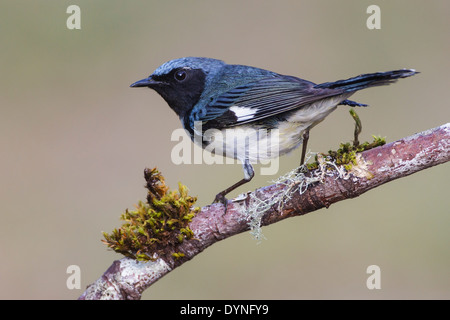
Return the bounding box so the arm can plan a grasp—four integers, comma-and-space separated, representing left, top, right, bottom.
131, 57, 417, 208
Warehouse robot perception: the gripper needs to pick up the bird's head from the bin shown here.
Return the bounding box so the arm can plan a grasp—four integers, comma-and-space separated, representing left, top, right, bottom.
130, 57, 226, 119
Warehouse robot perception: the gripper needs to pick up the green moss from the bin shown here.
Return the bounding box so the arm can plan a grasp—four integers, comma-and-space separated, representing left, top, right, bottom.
171, 252, 185, 259
102, 168, 199, 261
308, 136, 386, 171
306, 110, 386, 171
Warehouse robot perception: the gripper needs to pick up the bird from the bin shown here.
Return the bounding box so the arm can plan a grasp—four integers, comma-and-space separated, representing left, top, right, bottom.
130, 57, 417, 209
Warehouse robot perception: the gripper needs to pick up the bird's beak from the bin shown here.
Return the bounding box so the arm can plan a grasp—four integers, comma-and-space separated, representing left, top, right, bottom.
130, 76, 160, 88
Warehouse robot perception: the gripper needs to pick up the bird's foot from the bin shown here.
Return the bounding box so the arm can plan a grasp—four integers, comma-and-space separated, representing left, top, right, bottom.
213, 192, 229, 214
213, 192, 228, 214
296, 160, 311, 174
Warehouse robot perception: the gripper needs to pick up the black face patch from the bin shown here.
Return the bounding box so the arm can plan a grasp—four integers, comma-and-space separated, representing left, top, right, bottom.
150, 68, 206, 119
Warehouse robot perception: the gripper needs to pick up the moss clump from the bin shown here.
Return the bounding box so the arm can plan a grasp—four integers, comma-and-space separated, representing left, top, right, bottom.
332, 136, 385, 168
306, 136, 386, 171
306, 109, 386, 171
102, 168, 199, 261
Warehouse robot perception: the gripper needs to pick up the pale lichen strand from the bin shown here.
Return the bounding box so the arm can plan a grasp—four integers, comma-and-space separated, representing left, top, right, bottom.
102, 168, 200, 261
246, 151, 357, 241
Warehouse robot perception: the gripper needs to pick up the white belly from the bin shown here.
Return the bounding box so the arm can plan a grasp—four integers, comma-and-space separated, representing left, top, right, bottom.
196, 96, 345, 163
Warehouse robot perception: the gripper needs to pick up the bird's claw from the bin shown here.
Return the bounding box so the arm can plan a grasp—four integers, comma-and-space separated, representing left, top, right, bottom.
213, 193, 229, 214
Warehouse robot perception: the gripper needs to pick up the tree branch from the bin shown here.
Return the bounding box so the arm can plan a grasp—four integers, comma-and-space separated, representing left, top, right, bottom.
79, 123, 450, 300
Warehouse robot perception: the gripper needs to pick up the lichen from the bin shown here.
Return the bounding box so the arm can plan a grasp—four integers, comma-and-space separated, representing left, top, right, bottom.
247, 152, 351, 241
246, 109, 386, 240
102, 168, 200, 261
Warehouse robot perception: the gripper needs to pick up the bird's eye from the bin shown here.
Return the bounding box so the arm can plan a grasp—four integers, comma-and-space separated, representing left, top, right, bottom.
175, 70, 187, 82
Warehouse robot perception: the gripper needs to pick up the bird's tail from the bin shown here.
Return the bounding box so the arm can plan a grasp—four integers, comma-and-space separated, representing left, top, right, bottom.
315, 69, 418, 92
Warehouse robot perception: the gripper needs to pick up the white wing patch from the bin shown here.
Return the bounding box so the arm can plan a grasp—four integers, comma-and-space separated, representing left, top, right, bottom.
230, 106, 257, 122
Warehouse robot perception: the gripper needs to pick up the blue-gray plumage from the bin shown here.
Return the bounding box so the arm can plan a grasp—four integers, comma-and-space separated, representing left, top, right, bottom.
131, 57, 417, 209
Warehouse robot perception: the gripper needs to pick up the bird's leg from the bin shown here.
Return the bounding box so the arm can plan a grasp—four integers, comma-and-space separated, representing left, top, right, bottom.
213, 160, 254, 213
213, 178, 251, 205
300, 129, 310, 166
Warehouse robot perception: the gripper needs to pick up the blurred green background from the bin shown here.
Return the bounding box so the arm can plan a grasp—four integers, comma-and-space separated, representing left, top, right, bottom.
1, 0, 449, 300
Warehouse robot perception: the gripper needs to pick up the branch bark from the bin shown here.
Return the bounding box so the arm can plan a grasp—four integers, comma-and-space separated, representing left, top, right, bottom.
79, 123, 450, 300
